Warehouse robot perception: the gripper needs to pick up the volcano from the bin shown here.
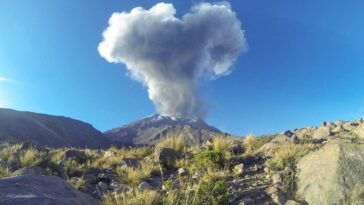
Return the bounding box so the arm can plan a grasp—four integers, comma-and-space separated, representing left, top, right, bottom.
105, 114, 226, 146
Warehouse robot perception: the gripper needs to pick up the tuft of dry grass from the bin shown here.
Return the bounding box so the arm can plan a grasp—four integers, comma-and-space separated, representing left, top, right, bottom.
102, 190, 161, 205
244, 134, 257, 152
117, 161, 157, 186
212, 134, 234, 154
156, 134, 185, 152
266, 143, 317, 171
0, 165, 9, 178
0, 144, 22, 163
19, 147, 46, 167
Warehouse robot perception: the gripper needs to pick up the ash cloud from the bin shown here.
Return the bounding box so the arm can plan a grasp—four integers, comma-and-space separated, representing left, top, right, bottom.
98, 2, 248, 118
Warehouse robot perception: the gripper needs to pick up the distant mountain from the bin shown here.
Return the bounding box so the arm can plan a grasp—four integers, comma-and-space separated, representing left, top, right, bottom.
105, 114, 226, 146
0, 108, 111, 148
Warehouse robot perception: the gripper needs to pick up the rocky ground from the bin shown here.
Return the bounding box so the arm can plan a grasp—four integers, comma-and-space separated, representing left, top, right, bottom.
0, 119, 363, 205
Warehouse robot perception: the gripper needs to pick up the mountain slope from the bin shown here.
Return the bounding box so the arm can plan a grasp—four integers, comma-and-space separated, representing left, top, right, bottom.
0, 108, 111, 148
105, 114, 225, 146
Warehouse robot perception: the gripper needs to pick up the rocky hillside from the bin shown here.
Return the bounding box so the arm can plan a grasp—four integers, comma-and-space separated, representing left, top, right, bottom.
0, 117, 364, 205
105, 114, 225, 146
0, 108, 111, 148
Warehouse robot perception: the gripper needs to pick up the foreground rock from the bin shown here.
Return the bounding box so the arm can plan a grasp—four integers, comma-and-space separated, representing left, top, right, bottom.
297, 139, 364, 205
0, 175, 99, 205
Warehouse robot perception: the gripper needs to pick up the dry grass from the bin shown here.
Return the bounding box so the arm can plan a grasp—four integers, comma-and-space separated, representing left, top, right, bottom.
212, 134, 234, 154
266, 143, 317, 170
244, 134, 257, 152
156, 134, 185, 152
0, 165, 9, 178
102, 190, 161, 205
67, 177, 86, 189
49, 149, 66, 163
19, 147, 46, 167
0, 144, 22, 163
117, 161, 157, 186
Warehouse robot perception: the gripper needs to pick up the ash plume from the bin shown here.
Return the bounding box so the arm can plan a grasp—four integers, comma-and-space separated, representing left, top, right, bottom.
98, 2, 248, 118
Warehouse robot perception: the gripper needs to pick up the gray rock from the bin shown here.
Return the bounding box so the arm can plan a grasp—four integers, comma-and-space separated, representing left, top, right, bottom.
0, 175, 99, 205
297, 139, 364, 205
154, 147, 182, 168
271, 191, 287, 205
231, 143, 244, 155
233, 163, 244, 176
11, 166, 45, 177
313, 126, 331, 139
177, 167, 188, 176
64, 150, 87, 163
109, 182, 130, 194
96, 181, 108, 194
138, 181, 153, 190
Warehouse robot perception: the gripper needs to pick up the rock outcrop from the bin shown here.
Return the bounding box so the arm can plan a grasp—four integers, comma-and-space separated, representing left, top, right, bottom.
0, 175, 99, 205
296, 139, 364, 205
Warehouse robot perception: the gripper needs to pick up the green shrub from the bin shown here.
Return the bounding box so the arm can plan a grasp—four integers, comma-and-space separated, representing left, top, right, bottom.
195, 150, 225, 170
193, 177, 228, 205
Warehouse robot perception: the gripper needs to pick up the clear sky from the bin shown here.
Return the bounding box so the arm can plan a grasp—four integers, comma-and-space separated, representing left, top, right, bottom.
0, 0, 363, 136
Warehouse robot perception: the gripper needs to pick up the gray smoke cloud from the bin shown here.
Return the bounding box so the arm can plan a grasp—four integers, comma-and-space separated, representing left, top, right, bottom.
98, 2, 248, 118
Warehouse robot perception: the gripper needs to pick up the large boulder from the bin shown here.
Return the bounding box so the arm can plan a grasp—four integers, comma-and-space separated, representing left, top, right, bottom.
353, 123, 364, 139
296, 139, 364, 205
0, 175, 99, 205
312, 126, 331, 139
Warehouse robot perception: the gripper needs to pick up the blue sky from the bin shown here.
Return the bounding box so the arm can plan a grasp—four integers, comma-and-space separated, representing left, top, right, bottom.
0, 0, 363, 136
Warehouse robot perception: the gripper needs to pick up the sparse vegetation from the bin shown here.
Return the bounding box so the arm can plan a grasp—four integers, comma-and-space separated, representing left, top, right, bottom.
156, 134, 185, 152
0, 165, 9, 178
102, 190, 162, 205
19, 147, 46, 167
212, 134, 234, 154
195, 150, 225, 170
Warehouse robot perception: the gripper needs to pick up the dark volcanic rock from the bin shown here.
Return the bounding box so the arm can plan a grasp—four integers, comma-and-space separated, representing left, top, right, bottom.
0, 108, 111, 149
0, 175, 99, 205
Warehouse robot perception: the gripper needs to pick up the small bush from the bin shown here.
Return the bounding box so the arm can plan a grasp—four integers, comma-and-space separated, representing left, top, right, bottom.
156, 134, 185, 152
195, 150, 225, 170
193, 171, 228, 205
19, 147, 46, 167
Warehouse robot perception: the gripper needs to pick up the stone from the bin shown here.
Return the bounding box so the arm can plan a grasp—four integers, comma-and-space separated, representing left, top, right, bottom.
272, 173, 282, 185
312, 126, 331, 139
154, 147, 182, 168
120, 158, 141, 168
98, 170, 119, 183
138, 181, 153, 190
177, 167, 188, 176
297, 139, 364, 205
0, 175, 99, 205
233, 163, 244, 176
109, 182, 130, 194
239, 196, 253, 205
11, 166, 45, 177
83, 174, 98, 184
353, 124, 364, 139
271, 191, 287, 205
64, 149, 87, 163
96, 181, 108, 194
231, 143, 244, 155
285, 200, 301, 205
265, 186, 278, 195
